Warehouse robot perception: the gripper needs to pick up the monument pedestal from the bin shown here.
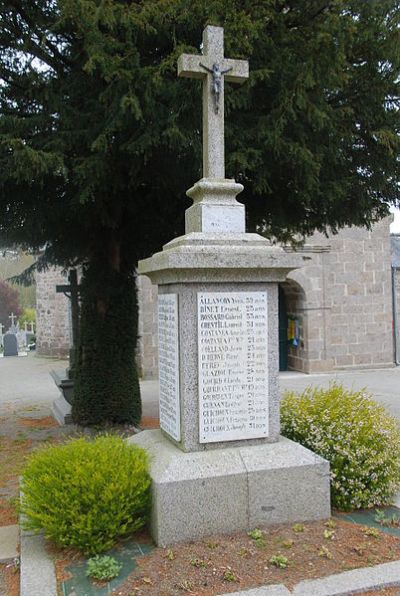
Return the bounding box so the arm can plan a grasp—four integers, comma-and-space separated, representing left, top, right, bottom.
130, 430, 330, 546
138, 232, 303, 453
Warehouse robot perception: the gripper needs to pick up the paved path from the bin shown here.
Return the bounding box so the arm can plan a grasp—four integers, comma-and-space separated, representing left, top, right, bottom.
1, 353, 400, 420
279, 367, 400, 419
0, 353, 68, 413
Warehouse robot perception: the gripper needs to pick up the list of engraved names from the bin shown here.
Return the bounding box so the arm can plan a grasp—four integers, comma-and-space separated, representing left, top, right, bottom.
158, 294, 181, 441
198, 291, 269, 443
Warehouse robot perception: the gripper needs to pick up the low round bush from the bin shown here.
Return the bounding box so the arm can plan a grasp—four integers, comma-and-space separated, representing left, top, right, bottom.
20, 435, 151, 554
86, 555, 122, 581
281, 383, 400, 510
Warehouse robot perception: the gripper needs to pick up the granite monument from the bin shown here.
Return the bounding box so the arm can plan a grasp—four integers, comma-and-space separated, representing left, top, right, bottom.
130, 25, 331, 546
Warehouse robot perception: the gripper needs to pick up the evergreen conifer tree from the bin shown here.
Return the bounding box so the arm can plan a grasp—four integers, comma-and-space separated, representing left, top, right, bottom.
0, 0, 399, 423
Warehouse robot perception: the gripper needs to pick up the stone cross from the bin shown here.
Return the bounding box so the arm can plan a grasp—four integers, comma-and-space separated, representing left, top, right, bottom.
9, 312, 16, 326
178, 26, 248, 179
28, 321, 35, 333
56, 270, 80, 348
56, 269, 81, 378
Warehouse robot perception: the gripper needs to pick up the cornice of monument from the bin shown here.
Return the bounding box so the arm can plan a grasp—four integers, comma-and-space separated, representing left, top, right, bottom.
138, 237, 306, 285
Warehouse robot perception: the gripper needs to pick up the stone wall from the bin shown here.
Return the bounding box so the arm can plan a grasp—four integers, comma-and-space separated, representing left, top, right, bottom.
392, 234, 400, 364
393, 266, 400, 364
137, 275, 158, 379
283, 217, 394, 372
281, 247, 332, 373
36, 268, 71, 358
328, 220, 393, 369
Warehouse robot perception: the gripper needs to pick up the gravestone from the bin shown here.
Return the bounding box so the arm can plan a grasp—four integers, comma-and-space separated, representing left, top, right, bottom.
130, 25, 331, 546
3, 334, 18, 357
16, 330, 27, 349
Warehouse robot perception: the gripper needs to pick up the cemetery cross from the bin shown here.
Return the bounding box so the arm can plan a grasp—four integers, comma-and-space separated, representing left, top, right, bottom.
178, 26, 248, 179
56, 269, 81, 377
8, 312, 17, 327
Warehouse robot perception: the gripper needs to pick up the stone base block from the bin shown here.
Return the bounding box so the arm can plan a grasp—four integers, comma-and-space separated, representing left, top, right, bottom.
129, 430, 331, 546
50, 369, 74, 404
51, 395, 72, 425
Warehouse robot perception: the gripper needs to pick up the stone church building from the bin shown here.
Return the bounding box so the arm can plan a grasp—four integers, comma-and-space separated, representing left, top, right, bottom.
36, 216, 399, 377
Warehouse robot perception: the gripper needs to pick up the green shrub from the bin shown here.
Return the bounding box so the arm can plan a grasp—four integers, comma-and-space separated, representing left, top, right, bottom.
269, 554, 289, 568
86, 555, 122, 581
20, 435, 151, 554
18, 307, 36, 328
281, 383, 400, 510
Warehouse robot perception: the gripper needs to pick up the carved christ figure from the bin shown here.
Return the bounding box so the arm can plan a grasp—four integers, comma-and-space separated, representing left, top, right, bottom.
178, 26, 249, 178
200, 62, 233, 114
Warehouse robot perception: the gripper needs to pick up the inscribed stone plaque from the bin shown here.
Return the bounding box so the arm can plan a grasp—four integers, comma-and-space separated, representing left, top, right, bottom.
158, 294, 181, 441
198, 291, 268, 443
201, 205, 245, 233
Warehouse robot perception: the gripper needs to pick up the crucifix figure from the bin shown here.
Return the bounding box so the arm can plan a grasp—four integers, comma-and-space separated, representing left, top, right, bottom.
178, 26, 249, 179
9, 313, 16, 327
199, 63, 232, 114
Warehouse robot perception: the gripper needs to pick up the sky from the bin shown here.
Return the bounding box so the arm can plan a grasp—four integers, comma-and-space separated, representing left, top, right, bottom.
390, 207, 400, 234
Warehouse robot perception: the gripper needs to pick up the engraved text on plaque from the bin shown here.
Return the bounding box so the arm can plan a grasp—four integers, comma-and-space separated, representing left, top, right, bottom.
198, 291, 268, 443
158, 294, 181, 441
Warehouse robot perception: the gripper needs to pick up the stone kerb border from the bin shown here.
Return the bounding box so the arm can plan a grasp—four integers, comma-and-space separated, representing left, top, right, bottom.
19, 489, 57, 596
20, 528, 57, 596
18, 524, 400, 596
221, 560, 400, 595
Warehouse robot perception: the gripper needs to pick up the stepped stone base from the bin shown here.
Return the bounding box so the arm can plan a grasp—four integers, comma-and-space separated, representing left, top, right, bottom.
51, 395, 72, 425
129, 430, 331, 546
50, 369, 74, 425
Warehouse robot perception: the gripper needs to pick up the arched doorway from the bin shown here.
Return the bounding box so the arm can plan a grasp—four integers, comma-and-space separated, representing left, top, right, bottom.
279, 279, 307, 372
278, 286, 288, 371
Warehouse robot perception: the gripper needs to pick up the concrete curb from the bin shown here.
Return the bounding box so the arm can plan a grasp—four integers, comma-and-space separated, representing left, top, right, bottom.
20, 527, 57, 596
292, 560, 400, 595
222, 560, 400, 595
223, 587, 291, 596
18, 538, 400, 596
0, 525, 19, 563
